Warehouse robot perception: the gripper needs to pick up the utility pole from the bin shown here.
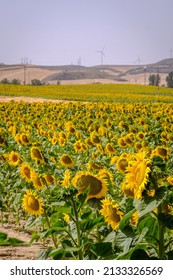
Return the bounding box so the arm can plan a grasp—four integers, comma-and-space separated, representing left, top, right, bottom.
23, 64, 26, 85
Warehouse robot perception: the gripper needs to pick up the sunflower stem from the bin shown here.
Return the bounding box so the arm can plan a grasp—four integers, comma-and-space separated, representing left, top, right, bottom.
71, 197, 83, 260
158, 204, 165, 259
44, 210, 58, 249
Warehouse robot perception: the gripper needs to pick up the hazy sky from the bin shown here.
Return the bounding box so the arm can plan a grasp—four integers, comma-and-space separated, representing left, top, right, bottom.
1, 0, 173, 66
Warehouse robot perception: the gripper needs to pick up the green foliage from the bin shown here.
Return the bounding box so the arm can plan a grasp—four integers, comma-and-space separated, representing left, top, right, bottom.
166, 72, 173, 88
149, 74, 160, 86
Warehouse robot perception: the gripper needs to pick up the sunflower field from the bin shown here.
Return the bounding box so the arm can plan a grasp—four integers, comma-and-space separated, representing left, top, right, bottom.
1, 84, 173, 260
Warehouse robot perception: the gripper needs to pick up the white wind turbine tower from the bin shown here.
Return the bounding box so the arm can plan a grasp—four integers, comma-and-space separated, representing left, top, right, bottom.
97, 48, 105, 65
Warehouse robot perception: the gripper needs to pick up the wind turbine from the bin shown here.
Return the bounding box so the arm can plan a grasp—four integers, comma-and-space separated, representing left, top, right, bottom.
97, 48, 105, 65
134, 55, 143, 65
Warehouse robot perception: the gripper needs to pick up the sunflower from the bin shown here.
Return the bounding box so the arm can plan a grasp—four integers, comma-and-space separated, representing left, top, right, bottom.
22, 189, 44, 216
122, 151, 151, 199
116, 157, 129, 174
31, 170, 45, 190
20, 133, 30, 145
88, 161, 103, 171
98, 169, 114, 182
154, 146, 169, 160
62, 169, 71, 187
137, 131, 145, 140
90, 131, 100, 144
0, 135, 5, 146
130, 211, 139, 226
60, 154, 74, 168
72, 171, 108, 200
167, 176, 173, 186
134, 141, 143, 151
118, 137, 127, 148
30, 147, 44, 163
100, 197, 123, 230
44, 174, 55, 185
8, 151, 21, 166
58, 137, 66, 146
20, 163, 32, 182
105, 143, 117, 155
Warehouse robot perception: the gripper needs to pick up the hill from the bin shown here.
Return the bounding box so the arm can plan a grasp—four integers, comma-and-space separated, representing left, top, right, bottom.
1, 58, 173, 85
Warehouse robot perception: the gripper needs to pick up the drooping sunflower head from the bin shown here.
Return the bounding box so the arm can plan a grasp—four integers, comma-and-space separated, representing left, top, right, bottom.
154, 146, 169, 160
30, 147, 44, 163
116, 156, 129, 174
100, 197, 123, 230
20, 133, 30, 145
22, 189, 44, 216
88, 161, 103, 171
20, 163, 32, 182
31, 170, 45, 190
72, 172, 108, 200
8, 151, 21, 166
118, 137, 127, 148
105, 143, 117, 155
44, 174, 55, 185
60, 154, 74, 168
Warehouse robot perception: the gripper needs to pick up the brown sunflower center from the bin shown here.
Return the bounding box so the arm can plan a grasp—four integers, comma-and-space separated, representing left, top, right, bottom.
28, 195, 39, 211
23, 167, 31, 178
12, 154, 19, 162
110, 207, 121, 223
32, 148, 43, 160
78, 175, 102, 195
62, 155, 72, 164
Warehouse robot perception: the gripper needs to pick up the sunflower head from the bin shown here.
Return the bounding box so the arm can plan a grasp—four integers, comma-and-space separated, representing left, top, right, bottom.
72, 172, 108, 201
30, 147, 44, 163
31, 170, 45, 190
60, 154, 74, 168
105, 143, 117, 155
20, 133, 30, 145
8, 151, 21, 166
122, 151, 151, 199
100, 197, 123, 230
118, 137, 127, 148
20, 163, 32, 182
154, 146, 169, 160
116, 157, 128, 174
22, 190, 44, 216
44, 174, 55, 185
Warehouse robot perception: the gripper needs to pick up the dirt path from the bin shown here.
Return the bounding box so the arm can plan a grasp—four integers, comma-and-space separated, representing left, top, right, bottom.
0, 96, 70, 103
0, 224, 45, 260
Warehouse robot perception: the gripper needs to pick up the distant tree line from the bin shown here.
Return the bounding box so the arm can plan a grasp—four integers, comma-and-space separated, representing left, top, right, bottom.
1, 72, 173, 87
0, 78, 46, 86
148, 72, 173, 88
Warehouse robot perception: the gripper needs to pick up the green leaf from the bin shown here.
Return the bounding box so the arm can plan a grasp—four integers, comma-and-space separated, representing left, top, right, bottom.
158, 213, 173, 229
137, 215, 158, 242
81, 209, 92, 220
116, 227, 148, 255
91, 242, 113, 257
41, 226, 66, 238
166, 251, 173, 260
0, 231, 25, 246
119, 209, 136, 230
130, 249, 149, 260
84, 216, 104, 230
133, 188, 166, 217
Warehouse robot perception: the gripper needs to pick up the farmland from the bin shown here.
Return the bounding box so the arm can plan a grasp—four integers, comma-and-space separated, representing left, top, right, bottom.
1, 83, 173, 260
